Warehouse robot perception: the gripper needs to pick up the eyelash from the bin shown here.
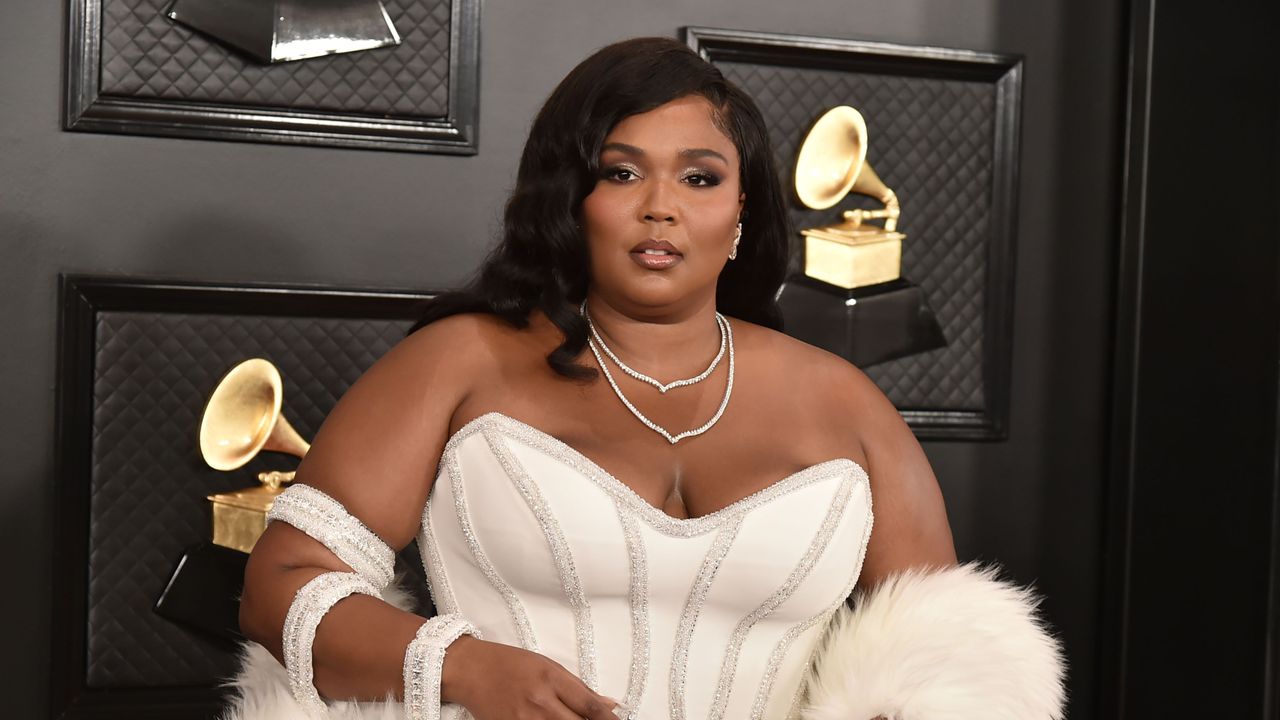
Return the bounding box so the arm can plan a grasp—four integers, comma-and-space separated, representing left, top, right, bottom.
601, 165, 722, 187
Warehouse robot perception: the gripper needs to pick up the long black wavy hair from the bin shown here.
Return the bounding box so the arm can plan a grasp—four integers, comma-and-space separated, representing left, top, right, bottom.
411, 37, 791, 378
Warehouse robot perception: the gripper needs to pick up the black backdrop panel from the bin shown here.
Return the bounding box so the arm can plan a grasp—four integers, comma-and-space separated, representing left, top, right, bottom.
53, 278, 436, 718
88, 312, 409, 686
688, 28, 1022, 439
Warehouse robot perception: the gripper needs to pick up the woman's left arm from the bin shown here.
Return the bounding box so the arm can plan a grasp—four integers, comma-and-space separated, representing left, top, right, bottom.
807, 365, 1065, 720
837, 366, 957, 589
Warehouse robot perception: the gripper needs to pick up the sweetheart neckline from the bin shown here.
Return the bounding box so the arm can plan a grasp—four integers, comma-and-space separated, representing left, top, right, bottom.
440, 411, 868, 529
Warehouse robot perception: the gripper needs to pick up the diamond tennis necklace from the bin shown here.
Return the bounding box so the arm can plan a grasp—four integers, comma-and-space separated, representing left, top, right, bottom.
582, 303, 735, 444
580, 301, 727, 392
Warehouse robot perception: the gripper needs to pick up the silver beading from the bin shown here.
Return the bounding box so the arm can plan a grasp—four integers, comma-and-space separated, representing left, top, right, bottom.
584, 309, 735, 445
268, 484, 396, 588
582, 300, 727, 393
403, 613, 482, 720
282, 571, 380, 716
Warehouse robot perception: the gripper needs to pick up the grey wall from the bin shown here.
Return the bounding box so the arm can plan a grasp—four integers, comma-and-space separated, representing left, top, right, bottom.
0, 0, 1122, 717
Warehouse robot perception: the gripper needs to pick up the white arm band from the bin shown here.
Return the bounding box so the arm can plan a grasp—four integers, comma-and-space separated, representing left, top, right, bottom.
282, 571, 381, 717
268, 484, 397, 588
403, 613, 482, 720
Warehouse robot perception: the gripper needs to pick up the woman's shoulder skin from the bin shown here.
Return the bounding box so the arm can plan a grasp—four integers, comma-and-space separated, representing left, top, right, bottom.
273, 312, 516, 548
729, 318, 890, 439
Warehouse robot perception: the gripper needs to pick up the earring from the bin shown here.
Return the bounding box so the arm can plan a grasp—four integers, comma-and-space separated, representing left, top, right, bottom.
728, 222, 742, 260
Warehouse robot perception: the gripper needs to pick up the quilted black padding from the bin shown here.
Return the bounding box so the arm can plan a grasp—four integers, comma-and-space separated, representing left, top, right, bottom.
723, 61, 994, 410
88, 312, 413, 687
99, 0, 452, 117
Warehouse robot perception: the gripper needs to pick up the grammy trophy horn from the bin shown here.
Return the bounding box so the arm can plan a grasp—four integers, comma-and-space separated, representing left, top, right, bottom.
794, 105, 900, 231
199, 358, 310, 473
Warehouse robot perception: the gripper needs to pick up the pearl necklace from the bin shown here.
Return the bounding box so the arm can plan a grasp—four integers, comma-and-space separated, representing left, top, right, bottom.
581, 301, 727, 392
582, 305, 735, 445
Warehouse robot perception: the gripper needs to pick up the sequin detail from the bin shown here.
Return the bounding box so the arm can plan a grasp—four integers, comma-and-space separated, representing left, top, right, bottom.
670, 518, 743, 720
419, 506, 458, 615
268, 484, 396, 588
618, 511, 650, 713
750, 486, 875, 720
442, 413, 862, 538
706, 475, 856, 720
749, 610, 827, 720
447, 447, 539, 651
484, 429, 599, 689
404, 614, 481, 720
282, 571, 379, 717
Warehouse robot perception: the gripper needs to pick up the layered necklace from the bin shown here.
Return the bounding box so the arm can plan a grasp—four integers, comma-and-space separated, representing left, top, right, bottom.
581, 301, 734, 444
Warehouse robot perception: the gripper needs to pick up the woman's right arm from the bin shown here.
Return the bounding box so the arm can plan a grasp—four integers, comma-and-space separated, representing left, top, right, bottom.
238, 315, 619, 720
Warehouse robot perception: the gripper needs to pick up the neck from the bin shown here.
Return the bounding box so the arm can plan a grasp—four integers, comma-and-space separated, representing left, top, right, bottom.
582, 294, 723, 379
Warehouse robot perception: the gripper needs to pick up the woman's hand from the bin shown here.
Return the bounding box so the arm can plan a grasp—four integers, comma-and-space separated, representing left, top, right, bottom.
441, 636, 622, 720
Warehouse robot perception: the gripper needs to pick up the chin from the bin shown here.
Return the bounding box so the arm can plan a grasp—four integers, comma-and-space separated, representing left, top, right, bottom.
618, 275, 699, 309
593, 260, 717, 312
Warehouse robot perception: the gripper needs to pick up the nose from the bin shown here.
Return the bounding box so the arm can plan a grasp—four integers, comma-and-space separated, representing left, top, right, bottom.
640, 178, 676, 224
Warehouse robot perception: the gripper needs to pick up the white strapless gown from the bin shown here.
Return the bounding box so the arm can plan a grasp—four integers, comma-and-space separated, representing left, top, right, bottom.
418, 413, 874, 720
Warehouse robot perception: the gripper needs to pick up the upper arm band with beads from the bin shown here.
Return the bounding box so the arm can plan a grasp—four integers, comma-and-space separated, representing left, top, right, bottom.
267, 484, 397, 589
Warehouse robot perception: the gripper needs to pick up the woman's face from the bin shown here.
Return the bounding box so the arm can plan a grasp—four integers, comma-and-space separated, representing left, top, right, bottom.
580, 94, 744, 315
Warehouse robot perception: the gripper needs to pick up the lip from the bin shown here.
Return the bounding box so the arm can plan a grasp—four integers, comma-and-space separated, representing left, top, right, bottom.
629, 239, 683, 270
631, 239, 682, 255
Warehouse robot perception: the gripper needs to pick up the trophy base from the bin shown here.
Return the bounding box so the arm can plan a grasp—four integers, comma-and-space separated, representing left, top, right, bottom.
208, 484, 282, 554
154, 542, 249, 648
778, 275, 947, 367
802, 228, 905, 289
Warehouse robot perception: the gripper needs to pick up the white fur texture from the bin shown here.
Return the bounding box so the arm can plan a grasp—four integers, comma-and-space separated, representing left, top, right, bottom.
220, 578, 417, 720
802, 563, 1065, 720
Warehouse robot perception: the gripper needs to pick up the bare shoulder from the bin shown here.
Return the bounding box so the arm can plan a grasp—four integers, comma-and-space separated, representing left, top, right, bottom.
397, 311, 511, 366
730, 318, 895, 437
287, 312, 520, 547
388, 312, 539, 398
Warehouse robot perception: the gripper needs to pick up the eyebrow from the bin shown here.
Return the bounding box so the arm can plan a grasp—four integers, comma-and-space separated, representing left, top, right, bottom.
600, 142, 730, 165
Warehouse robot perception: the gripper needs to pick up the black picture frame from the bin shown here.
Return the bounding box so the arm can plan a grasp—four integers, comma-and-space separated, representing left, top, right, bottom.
51, 276, 437, 719
685, 27, 1023, 440
64, 0, 481, 154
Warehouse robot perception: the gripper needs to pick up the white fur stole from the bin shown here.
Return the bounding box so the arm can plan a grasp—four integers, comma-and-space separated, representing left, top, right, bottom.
801, 563, 1066, 720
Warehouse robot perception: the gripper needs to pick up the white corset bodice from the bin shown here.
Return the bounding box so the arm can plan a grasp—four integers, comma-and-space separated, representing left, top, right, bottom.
418, 413, 874, 720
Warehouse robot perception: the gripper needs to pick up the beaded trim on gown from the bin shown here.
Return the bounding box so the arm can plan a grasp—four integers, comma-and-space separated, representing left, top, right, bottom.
418, 413, 874, 720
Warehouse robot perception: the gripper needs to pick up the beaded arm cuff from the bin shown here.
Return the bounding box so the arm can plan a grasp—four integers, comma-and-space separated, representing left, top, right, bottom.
282, 571, 381, 717
403, 614, 482, 720
268, 484, 397, 588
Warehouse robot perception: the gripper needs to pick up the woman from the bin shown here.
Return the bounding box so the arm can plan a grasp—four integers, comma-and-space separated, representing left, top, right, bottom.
233, 37, 1061, 720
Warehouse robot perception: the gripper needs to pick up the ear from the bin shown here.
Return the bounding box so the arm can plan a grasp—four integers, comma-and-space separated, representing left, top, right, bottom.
738, 192, 746, 216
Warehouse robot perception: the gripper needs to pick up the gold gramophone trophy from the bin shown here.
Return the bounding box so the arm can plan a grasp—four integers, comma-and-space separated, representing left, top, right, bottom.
795, 105, 905, 289
777, 105, 945, 366
200, 358, 310, 554
153, 358, 308, 642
